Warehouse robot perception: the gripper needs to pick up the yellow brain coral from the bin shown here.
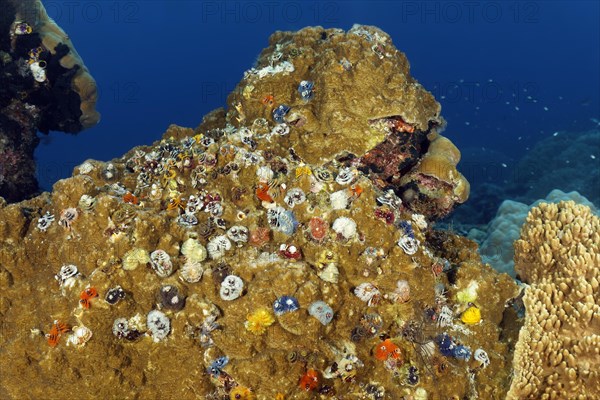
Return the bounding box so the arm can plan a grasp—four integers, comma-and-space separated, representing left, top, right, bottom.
244, 308, 275, 335
507, 201, 600, 400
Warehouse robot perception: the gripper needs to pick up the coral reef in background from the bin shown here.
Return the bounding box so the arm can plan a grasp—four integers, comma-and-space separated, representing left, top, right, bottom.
0, 0, 100, 202
0, 26, 520, 399
449, 182, 506, 227
445, 129, 600, 227
507, 201, 600, 399
469, 189, 597, 277
506, 129, 600, 208
448, 146, 513, 225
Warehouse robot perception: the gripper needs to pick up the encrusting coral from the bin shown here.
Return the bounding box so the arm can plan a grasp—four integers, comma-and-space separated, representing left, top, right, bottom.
507, 201, 600, 399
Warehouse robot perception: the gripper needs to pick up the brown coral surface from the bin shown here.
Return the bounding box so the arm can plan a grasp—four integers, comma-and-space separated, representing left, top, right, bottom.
508, 201, 600, 399
1, 26, 515, 399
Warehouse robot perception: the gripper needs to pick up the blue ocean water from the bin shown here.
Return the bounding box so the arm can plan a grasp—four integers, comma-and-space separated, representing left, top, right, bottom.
36, 0, 600, 213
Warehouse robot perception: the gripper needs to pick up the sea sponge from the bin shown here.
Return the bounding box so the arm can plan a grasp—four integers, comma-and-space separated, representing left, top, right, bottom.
507, 201, 600, 399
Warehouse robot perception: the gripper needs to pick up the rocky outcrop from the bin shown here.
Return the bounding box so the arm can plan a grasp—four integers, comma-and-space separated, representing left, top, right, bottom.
0, 0, 99, 202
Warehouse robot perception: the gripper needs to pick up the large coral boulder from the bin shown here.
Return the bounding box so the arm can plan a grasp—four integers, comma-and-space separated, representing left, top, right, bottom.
228, 25, 469, 219
0, 26, 513, 399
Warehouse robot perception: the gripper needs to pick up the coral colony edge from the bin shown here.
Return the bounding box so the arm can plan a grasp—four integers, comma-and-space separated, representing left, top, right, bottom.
0, 5, 599, 400
0, 0, 99, 202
